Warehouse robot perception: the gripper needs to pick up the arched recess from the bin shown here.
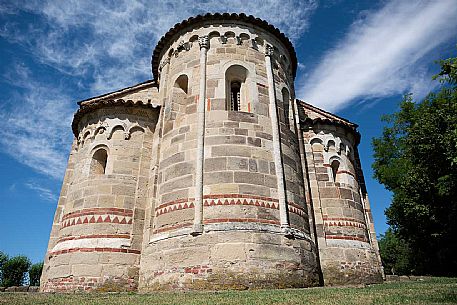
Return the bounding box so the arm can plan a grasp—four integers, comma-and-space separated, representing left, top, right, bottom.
171, 74, 189, 106
281, 87, 291, 128
174, 74, 188, 94
208, 31, 220, 39
328, 155, 346, 184
225, 65, 249, 112
327, 139, 336, 152
90, 147, 108, 175
239, 33, 250, 45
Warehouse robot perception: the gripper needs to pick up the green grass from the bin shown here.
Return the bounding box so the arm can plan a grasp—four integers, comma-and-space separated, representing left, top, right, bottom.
1, 277, 456, 305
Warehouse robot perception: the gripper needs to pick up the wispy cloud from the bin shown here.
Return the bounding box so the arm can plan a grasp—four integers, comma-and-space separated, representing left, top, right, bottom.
0, 63, 74, 179
0, 0, 317, 179
298, 1, 457, 112
2, 0, 317, 94
24, 181, 57, 202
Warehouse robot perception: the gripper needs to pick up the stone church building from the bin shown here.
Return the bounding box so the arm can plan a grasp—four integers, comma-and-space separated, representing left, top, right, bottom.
41, 13, 383, 292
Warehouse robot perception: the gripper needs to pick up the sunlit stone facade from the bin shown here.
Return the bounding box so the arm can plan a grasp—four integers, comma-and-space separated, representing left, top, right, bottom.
41, 13, 383, 292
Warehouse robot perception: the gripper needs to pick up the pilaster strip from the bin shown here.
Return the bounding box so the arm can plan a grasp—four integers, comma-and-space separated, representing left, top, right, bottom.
264, 45, 290, 233
193, 35, 209, 235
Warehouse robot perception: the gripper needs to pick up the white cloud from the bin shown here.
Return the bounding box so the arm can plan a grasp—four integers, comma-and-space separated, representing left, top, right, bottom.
3, 0, 317, 94
298, 1, 457, 112
0, 0, 317, 179
24, 181, 58, 202
0, 63, 74, 179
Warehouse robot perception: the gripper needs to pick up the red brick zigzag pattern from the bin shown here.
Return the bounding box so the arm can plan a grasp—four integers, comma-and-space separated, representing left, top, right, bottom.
155, 195, 306, 218
323, 217, 366, 229
60, 208, 133, 229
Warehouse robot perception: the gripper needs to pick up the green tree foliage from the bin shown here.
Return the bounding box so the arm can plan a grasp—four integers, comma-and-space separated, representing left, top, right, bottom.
372, 55, 457, 275
29, 262, 43, 286
378, 229, 412, 275
0, 251, 8, 285
1, 256, 31, 287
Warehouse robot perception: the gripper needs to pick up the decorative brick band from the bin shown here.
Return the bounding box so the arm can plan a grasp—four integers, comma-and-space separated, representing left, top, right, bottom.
62, 208, 133, 220
155, 194, 306, 218
49, 247, 141, 257
323, 216, 366, 229
57, 234, 131, 244
288, 202, 307, 218
155, 199, 195, 216
203, 218, 280, 225
325, 234, 369, 243
60, 208, 133, 229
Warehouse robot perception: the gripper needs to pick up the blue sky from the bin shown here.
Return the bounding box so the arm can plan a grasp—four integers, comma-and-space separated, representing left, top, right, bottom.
0, 0, 456, 264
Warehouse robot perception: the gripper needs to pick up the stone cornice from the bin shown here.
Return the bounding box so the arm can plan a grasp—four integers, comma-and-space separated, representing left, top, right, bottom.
72, 80, 160, 137
296, 99, 361, 145
151, 13, 298, 81
77, 80, 157, 106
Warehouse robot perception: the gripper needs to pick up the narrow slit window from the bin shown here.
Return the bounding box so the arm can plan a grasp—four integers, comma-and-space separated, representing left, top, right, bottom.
331, 160, 339, 182
91, 149, 108, 175
282, 88, 290, 128
230, 81, 241, 111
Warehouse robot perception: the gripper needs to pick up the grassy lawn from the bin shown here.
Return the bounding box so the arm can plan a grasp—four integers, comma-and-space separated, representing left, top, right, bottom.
0, 277, 456, 305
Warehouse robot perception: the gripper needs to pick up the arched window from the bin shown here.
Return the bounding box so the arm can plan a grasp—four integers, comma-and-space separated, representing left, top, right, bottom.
331, 160, 340, 182
174, 74, 188, 94
169, 75, 189, 118
226, 65, 248, 111
230, 81, 241, 111
90, 149, 108, 175
282, 88, 290, 128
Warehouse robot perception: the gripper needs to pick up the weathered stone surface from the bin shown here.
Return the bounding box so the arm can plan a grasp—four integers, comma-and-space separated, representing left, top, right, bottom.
42, 14, 382, 294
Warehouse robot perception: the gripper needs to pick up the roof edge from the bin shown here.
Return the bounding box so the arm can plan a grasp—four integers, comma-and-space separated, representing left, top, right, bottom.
78, 79, 157, 106
296, 99, 358, 128
151, 13, 298, 81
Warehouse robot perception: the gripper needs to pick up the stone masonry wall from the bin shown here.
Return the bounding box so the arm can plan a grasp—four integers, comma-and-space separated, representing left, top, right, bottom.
139, 22, 319, 290
41, 86, 160, 292
302, 123, 383, 285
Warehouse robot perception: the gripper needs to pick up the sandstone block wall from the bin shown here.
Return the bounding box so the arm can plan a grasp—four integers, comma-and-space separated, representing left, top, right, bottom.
301, 119, 383, 285
42, 14, 382, 292
139, 22, 319, 290
41, 86, 160, 292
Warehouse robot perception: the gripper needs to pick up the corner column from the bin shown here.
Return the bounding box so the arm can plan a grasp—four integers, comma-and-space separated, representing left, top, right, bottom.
193, 35, 209, 235
264, 45, 290, 233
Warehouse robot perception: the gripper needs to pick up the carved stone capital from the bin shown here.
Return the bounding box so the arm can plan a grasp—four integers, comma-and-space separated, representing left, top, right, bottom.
158, 57, 170, 71
265, 45, 274, 57
198, 35, 209, 49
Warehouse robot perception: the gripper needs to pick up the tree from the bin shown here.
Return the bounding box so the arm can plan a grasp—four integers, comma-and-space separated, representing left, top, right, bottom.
29, 262, 43, 286
378, 229, 413, 275
372, 54, 457, 276
1, 256, 31, 287
0, 251, 7, 285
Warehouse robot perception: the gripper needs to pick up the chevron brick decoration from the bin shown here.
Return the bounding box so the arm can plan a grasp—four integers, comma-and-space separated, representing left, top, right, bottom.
60, 208, 133, 229
154, 194, 306, 218
323, 216, 367, 229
